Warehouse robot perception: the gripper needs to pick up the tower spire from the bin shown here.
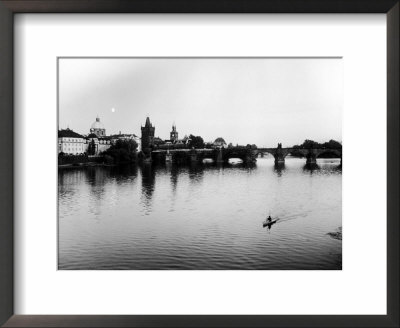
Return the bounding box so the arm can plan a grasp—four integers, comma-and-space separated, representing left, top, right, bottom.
145, 116, 151, 127
170, 121, 178, 142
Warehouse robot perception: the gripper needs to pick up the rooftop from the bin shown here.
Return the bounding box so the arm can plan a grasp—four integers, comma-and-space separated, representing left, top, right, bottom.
86, 134, 112, 140
58, 129, 84, 138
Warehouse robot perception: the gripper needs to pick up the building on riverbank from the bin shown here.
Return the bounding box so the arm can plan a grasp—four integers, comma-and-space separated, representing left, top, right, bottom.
58, 128, 85, 154
85, 115, 113, 155
85, 134, 112, 155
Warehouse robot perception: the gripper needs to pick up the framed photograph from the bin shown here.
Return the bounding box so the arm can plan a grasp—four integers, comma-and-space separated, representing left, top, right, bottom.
57, 56, 343, 271
0, 1, 398, 327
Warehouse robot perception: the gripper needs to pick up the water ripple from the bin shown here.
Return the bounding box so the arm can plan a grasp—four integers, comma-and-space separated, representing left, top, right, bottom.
58, 158, 341, 270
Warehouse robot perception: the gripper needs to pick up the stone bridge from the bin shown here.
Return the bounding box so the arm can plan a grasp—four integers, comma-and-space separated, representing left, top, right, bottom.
256, 143, 342, 164
149, 143, 342, 165
151, 147, 255, 164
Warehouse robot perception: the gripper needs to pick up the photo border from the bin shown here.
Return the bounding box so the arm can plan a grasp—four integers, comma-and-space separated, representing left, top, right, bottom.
0, 0, 398, 327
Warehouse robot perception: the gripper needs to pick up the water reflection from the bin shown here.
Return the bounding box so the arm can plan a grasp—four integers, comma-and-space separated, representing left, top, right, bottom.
265, 224, 272, 231
188, 163, 204, 184
59, 158, 342, 270
109, 164, 138, 183
303, 163, 320, 172
58, 168, 85, 199
224, 162, 257, 173
140, 164, 156, 210
273, 163, 285, 177
263, 221, 278, 230
169, 165, 179, 194
85, 167, 107, 202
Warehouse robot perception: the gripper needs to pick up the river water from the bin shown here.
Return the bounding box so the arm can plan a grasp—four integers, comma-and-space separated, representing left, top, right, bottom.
58, 157, 342, 270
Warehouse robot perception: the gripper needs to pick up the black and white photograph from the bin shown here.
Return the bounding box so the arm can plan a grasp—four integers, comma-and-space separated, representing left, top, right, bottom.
58, 58, 342, 270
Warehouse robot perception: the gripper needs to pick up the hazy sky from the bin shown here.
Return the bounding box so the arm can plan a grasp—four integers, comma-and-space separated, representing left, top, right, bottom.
59, 58, 342, 147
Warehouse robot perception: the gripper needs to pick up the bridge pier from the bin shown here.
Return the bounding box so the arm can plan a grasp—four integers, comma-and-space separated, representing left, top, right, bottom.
245, 154, 256, 164
306, 150, 317, 164
306, 155, 317, 164
216, 148, 224, 163
190, 149, 198, 163
306, 158, 317, 164
273, 143, 286, 164
274, 154, 285, 164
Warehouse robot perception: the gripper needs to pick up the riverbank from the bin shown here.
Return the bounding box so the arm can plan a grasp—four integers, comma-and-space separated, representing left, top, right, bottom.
58, 162, 116, 169
58, 161, 140, 169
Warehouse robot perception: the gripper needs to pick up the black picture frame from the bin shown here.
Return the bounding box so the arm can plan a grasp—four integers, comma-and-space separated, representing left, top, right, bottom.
0, 1, 398, 327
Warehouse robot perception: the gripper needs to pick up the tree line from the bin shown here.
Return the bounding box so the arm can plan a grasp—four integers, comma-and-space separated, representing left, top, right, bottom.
290, 139, 342, 158
166, 135, 342, 152
291, 139, 342, 150
103, 139, 138, 164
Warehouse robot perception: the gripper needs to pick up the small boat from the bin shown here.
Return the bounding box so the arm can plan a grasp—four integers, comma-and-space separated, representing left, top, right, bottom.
263, 218, 278, 227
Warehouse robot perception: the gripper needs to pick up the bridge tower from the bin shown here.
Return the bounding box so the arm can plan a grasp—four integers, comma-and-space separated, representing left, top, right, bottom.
141, 117, 155, 155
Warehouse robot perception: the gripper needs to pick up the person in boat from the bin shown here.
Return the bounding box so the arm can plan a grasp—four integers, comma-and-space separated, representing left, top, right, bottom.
267, 215, 272, 223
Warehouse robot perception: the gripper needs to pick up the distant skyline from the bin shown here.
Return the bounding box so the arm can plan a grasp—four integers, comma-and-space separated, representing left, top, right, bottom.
59, 58, 342, 147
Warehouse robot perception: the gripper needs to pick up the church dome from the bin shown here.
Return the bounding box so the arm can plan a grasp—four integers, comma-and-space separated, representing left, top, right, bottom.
214, 137, 226, 144
91, 116, 105, 130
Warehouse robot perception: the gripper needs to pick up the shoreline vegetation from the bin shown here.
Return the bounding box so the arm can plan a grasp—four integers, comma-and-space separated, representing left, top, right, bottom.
58, 162, 118, 169
327, 227, 343, 241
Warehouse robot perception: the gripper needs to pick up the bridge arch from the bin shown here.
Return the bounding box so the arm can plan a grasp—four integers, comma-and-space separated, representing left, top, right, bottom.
201, 156, 215, 164
223, 152, 248, 162
227, 157, 244, 164
254, 149, 278, 158
222, 148, 255, 163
